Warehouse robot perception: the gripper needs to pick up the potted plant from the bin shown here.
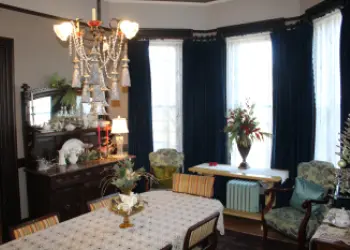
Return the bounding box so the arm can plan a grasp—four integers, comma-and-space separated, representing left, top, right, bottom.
224, 101, 271, 169
49, 73, 78, 109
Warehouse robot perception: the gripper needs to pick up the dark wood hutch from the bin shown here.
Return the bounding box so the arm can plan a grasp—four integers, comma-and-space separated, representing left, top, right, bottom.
21, 84, 130, 221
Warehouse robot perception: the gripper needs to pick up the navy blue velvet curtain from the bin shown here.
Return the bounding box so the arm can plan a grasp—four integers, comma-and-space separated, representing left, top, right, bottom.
270, 23, 315, 178
183, 35, 227, 172
341, 5, 350, 127
128, 40, 153, 177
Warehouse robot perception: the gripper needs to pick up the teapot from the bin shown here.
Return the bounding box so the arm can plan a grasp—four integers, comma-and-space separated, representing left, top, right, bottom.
42, 122, 51, 131
65, 123, 76, 131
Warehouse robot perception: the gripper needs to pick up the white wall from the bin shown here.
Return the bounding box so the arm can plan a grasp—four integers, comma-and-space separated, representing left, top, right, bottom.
0, 0, 96, 21
108, 0, 301, 30
208, 0, 301, 29
107, 1, 208, 30
0, 0, 311, 30
300, 0, 322, 13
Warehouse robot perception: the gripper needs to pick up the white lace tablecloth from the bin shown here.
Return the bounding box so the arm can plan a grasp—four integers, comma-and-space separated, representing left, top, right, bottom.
310, 208, 350, 249
0, 191, 224, 250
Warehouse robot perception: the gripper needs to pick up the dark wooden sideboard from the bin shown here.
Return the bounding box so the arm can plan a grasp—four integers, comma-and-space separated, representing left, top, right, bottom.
25, 158, 123, 221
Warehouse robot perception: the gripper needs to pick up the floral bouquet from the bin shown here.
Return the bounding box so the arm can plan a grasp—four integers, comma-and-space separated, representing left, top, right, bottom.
224, 101, 271, 147
224, 101, 271, 169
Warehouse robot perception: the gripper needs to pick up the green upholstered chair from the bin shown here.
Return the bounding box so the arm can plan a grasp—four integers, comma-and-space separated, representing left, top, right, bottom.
149, 149, 184, 189
262, 161, 336, 250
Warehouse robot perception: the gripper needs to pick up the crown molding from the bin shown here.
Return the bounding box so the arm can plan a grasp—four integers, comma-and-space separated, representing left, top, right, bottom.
104, 0, 233, 6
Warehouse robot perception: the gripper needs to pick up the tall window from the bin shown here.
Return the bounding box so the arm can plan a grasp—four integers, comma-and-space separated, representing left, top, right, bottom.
313, 10, 342, 165
149, 40, 183, 151
226, 33, 273, 169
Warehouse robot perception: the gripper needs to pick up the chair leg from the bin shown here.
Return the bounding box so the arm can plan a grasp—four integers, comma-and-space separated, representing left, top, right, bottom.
262, 221, 268, 241
208, 233, 218, 250
297, 236, 306, 250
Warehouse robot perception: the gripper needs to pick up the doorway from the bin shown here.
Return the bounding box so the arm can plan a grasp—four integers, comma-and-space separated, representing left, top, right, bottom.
0, 37, 21, 242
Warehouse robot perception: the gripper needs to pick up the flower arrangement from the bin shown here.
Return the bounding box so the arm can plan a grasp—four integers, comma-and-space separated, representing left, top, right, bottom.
224, 101, 271, 147
101, 158, 157, 195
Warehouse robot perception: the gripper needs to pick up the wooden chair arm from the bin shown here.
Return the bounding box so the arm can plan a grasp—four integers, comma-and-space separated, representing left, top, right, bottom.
262, 187, 294, 221
298, 195, 330, 244
302, 195, 330, 209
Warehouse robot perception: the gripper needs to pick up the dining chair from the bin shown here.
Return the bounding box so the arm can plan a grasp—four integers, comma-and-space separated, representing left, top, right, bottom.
149, 148, 184, 189
160, 244, 173, 250
172, 173, 215, 198
87, 193, 119, 211
10, 213, 60, 240
183, 212, 220, 250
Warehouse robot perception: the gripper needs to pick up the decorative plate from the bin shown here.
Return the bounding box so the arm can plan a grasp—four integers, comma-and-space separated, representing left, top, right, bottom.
61, 139, 85, 156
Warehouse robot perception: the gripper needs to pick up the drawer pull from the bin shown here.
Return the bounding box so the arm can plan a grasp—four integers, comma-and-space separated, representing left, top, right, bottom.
55, 178, 63, 183
64, 204, 71, 210
73, 175, 80, 179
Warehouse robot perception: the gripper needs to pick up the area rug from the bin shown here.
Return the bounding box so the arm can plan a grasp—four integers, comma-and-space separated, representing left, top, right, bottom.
217, 230, 297, 250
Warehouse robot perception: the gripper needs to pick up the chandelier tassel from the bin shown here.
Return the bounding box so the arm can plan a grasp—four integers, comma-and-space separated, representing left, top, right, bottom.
90, 47, 100, 85
121, 43, 131, 87
99, 69, 109, 91
81, 80, 91, 103
110, 80, 120, 101
109, 71, 120, 101
72, 57, 81, 88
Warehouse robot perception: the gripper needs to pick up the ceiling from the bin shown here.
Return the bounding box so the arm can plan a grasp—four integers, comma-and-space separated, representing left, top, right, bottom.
135, 0, 217, 2
144, 0, 216, 3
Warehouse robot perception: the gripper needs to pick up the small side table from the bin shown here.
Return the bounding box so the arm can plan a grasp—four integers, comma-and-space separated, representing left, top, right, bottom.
310, 209, 350, 250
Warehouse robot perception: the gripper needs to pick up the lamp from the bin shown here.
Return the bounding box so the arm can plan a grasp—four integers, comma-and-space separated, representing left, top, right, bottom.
111, 116, 129, 156
53, 22, 73, 42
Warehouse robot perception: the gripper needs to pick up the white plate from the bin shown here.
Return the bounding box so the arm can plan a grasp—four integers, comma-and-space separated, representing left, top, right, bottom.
61, 139, 85, 156
39, 129, 55, 133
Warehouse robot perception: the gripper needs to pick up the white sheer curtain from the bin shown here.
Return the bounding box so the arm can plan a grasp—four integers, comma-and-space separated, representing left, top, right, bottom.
149, 40, 183, 151
226, 33, 273, 169
313, 10, 342, 165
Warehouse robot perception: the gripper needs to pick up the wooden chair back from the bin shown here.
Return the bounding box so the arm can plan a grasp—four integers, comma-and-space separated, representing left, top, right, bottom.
87, 193, 119, 211
160, 244, 173, 250
183, 212, 220, 250
172, 173, 215, 198
10, 213, 60, 240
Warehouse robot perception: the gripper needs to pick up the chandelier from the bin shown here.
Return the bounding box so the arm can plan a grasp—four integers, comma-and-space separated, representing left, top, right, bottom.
53, 8, 139, 115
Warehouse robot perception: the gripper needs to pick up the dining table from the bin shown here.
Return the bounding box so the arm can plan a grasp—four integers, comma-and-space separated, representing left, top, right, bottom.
0, 190, 225, 250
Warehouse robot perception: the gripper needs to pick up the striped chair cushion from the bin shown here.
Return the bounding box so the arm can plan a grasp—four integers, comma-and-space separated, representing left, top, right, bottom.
12, 214, 59, 239
88, 194, 120, 211
188, 218, 217, 248
89, 197, 114, 211
172, 174, 215, 198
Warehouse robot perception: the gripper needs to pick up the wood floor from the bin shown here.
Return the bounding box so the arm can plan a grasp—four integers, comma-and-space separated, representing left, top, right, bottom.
224, 215, 297, 245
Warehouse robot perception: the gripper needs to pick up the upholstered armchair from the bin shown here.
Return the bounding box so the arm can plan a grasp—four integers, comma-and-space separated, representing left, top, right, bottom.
149, 149, 184, 189
262, 161, 336, 250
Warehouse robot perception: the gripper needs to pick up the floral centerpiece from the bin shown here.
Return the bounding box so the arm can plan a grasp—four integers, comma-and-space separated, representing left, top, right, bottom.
224, 101, 271, 169
100, 158, 157, 228
101, 158, 156, 195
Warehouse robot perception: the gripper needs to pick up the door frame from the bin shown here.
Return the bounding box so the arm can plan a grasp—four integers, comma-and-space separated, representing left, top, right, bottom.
0, 36, 21, 242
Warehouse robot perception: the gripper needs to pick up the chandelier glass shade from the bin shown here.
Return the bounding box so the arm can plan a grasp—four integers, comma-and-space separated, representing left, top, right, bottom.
53, 8, 139, 115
